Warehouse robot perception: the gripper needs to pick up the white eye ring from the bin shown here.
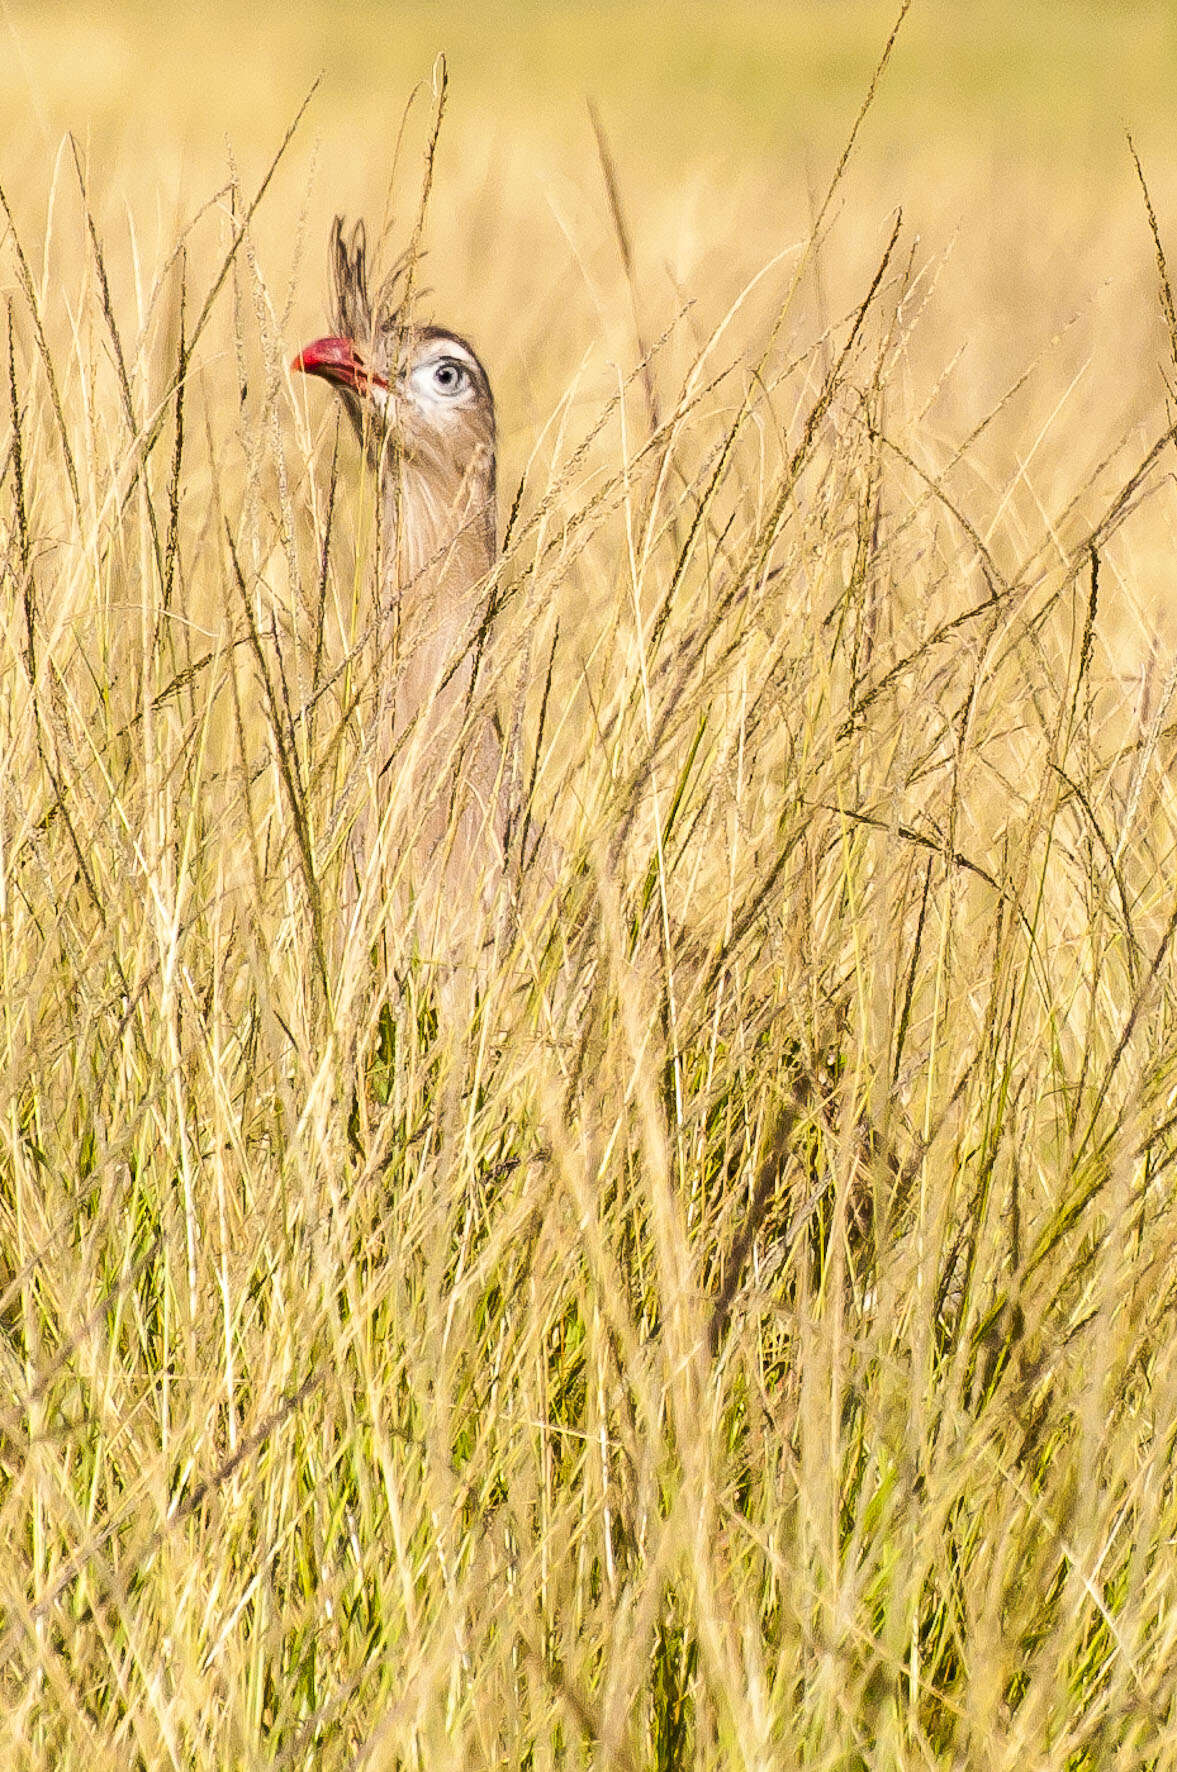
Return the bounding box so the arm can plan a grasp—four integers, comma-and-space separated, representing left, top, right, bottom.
412, 357, 470, 400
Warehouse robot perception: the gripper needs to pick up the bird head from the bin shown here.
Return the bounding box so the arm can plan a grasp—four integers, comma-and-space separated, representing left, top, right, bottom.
292, 217, 496, 518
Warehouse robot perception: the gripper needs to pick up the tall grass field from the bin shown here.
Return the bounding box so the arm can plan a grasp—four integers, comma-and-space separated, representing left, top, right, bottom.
4, 2, 1177, 1765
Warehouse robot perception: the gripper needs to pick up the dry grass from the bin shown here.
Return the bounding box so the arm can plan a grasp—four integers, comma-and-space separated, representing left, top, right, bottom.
4, 8, 1177, 1768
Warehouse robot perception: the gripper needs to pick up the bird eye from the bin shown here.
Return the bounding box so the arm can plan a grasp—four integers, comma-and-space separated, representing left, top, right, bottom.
430, 358, 469, 396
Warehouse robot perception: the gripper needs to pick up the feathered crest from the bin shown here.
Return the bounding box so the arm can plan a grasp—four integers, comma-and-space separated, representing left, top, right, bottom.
330, 214, 420, 342
330, 215, 372, 341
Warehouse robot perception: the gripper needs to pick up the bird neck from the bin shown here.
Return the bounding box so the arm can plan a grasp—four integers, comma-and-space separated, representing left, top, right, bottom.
379, 448, 497, 719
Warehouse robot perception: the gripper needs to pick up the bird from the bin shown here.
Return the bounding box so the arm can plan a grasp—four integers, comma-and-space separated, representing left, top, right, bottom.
292, 217, 508, 979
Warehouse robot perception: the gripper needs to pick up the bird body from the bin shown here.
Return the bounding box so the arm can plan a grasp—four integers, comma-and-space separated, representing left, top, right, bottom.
293, 219, 506, 974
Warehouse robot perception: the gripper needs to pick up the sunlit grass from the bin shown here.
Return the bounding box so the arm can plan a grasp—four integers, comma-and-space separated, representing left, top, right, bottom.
3, 6, 1177, 1768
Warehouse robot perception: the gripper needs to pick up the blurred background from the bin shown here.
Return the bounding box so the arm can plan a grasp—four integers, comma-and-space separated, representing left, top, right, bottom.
6, 0, 1177, 169
5, 1, 1175, 383
4, 0, 1177, 641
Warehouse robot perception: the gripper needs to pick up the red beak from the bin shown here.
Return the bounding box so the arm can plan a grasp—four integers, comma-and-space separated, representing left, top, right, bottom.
291, 335, 387, 397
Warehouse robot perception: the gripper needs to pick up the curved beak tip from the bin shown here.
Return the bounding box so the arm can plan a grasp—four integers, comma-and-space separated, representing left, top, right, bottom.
292, 335, 353, 379
290, 334, 384, 400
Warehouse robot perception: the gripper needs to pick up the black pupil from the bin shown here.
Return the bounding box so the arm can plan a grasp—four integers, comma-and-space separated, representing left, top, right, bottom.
436, 362, 462, 390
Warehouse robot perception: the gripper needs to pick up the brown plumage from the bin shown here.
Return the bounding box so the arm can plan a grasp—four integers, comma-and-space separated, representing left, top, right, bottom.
293, 217, 506, 971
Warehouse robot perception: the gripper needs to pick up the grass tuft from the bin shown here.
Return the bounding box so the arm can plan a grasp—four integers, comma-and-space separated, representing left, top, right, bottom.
3, 37, 1177, 1771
